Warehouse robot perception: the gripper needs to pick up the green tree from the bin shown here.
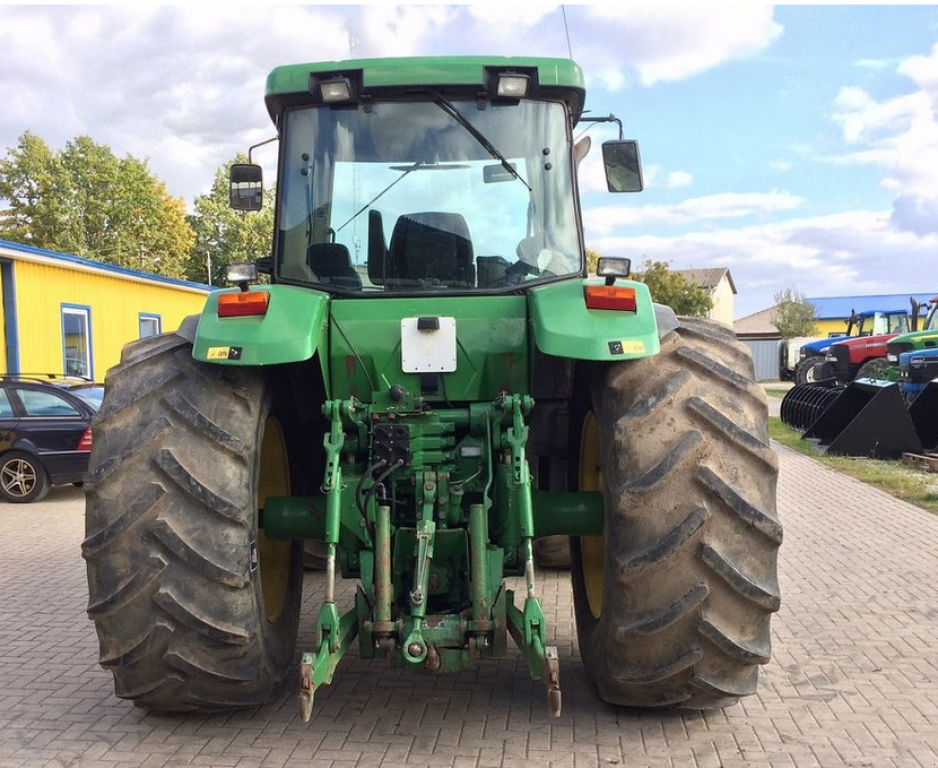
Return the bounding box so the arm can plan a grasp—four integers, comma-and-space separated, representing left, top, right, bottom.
585, 247, 601, 274
0, 131, 73, 249
185, 155, 274, 285
632, 259, 713, 317
771, 288, 817, 338
0, 132, 195, 278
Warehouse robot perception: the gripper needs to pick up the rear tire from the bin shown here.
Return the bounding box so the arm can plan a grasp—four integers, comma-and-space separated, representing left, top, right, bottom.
0, 451, 50, 503
571, 317, 781, 708
856, 358, 890, 381
795, 355, 824, 384
83, 333, 303, 711
533, 536, 571, 569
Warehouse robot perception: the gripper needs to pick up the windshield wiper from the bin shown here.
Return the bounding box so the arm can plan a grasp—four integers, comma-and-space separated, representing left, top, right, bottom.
430, 90, 532, 192
335, 161, 424, 233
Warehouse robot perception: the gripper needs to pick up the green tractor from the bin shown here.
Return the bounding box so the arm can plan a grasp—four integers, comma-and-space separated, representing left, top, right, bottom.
83, 57, 780, 718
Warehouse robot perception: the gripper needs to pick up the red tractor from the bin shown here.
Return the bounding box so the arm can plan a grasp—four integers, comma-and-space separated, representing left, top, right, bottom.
814, 298, 930, 384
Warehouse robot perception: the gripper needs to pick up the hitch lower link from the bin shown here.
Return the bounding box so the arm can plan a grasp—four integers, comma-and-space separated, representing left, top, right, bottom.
297, 395, 562, 720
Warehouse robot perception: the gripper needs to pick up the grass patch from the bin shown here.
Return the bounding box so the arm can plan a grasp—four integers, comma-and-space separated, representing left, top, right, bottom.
764, 388, 790, 399
769, 417, 938, 516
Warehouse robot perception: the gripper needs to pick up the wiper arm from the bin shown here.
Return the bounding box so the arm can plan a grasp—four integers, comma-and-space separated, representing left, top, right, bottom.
336, 161, 423, 233
431, 90, 531, 192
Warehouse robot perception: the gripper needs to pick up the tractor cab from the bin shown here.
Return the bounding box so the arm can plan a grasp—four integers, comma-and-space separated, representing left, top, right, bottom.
231, 58, 642, 296
887, 296, 938, 364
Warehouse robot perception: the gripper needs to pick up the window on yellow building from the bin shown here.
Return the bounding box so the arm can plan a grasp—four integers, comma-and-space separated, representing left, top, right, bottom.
139, 314, 162, 338
61, 305, 93, 379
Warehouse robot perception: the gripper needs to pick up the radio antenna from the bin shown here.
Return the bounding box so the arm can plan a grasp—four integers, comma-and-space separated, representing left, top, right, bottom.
561, 5, 573, 59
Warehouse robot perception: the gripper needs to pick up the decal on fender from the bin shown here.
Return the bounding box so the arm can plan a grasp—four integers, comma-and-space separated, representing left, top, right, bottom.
609, 340, 645, 355
207, 346, 243, 360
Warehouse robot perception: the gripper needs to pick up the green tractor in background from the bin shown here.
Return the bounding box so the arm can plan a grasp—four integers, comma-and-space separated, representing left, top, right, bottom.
83, 57, 780, 718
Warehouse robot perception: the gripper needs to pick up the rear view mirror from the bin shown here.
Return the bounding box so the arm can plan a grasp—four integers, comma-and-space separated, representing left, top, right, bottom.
483, 162, 518, 183
602, 140, 643, 193
229, 164, 263, 210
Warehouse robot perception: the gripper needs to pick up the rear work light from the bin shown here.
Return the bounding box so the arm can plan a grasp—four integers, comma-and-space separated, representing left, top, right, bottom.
584, 285, 637, 312
218, 290, 270, 318
77, 426, 93, 452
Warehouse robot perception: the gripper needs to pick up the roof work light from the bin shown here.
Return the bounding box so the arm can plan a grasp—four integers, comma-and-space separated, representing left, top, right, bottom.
496, 73, 530, 98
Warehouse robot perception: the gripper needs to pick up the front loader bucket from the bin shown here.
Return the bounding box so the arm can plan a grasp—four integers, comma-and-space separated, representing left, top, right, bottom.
803, 379, 922, 459
908, 381, 938, 451
780, 382, 845, 431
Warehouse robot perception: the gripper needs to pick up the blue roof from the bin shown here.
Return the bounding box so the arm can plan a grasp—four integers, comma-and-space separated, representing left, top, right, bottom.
807, 293, 936, 319
0, 239, 212, 292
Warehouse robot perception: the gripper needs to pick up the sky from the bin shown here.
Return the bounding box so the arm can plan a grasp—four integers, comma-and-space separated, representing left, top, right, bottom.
1, 3, 937, 318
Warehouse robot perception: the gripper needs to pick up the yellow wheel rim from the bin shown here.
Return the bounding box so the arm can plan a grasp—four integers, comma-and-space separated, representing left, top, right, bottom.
579, 412, 605, 619
257, 417, 292, 624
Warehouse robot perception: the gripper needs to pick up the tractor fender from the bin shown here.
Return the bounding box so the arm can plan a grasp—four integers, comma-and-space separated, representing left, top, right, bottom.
528, 278, 661, 361
190, 285, 330, 366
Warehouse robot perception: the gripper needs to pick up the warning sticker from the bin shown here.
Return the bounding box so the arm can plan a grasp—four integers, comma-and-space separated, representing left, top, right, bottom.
207, 346, 243, 360
609, 340, 645, 355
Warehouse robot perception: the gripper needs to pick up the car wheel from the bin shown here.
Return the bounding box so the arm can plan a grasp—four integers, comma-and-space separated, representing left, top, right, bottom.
0, 451, 51, 503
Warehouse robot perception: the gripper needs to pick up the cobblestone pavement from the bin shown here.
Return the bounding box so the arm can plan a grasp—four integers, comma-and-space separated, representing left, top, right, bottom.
2, 446, 938, 768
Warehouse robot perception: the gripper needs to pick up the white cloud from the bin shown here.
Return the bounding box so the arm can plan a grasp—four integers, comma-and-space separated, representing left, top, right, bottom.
0, 5, 783, 207
584, 190, 803, 232
581, 6, 782, 87
769, 160, 792, 172
665, 171, 693, 189
832, 41, 938, 233
587, 209, 938, 318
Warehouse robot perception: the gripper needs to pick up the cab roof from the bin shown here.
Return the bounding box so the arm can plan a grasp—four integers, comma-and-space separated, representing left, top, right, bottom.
265, 56, 586, 122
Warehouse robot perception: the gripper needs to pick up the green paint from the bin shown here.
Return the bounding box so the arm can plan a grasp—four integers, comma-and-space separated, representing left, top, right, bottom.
531, 490, 604, 537
192, 285, 329, 366
329, 296, 529, 402
529, 278, 661, 361
266, 55, 584, 102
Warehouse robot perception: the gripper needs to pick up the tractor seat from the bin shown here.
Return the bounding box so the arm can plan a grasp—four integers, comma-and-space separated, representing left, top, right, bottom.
307, 242, 362, 290
387, 212, 475, 288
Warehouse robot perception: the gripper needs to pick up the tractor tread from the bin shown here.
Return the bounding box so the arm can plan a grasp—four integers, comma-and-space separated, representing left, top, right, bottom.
153, 587, 251, 645
163, 391, 249, 458
94, 366, 183, 428
99, 622, 173, 669
166, 648, 259, 683
616, 583, 709, 640
675, 346, 765, 405
155, 449, 242, 522
612, 646, 703, 685
690, 668, 758, 699
148, 519, 246, 587
82, 483, 166, 559
697, 615, 771, 664
571, 318, 780, 710
85, 331, 302, 713
700, 543, 781, 612
686, 396, 775, 466
697, 466, 784, 545
86, 555, 166, 618
83, 418, 173, 490
621, 431, 703, 494
618, 506, 709, 579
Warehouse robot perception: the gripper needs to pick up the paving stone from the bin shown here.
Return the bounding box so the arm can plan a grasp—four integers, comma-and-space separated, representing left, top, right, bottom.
2, 446, 938, 767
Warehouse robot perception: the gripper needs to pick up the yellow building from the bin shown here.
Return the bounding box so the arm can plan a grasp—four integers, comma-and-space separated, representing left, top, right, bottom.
0, 240, 211, 380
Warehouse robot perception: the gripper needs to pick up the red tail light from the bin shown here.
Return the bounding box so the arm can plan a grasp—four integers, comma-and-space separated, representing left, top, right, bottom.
218, 290, 269, 317
78, 426, 93, 452
584, 285, 637, 312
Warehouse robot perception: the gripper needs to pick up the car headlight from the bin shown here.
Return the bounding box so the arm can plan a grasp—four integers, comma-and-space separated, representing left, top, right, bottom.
887, 354, 898, 363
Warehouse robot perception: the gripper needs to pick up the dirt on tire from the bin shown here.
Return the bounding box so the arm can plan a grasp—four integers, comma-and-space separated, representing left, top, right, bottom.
571, 316, 781, 709
83, 333, 303, 712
